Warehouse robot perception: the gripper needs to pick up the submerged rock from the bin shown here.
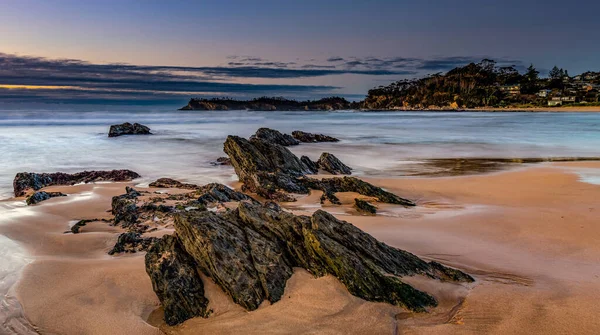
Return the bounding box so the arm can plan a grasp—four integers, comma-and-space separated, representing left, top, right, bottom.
108, 122, 152, 137
13, 170, 140, 197
145, 235, 210, 326
210, 157, 232, 166
251, 128, 299, 146
146, 202, 473, 325
25, 191, 66, 205
292, 130, 339, 143
108, 232, 158, 255
317, 152, 352, 175
354, 198, 377, 214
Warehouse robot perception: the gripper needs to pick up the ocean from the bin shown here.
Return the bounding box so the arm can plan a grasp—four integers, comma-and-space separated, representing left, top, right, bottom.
2, 105, 600, 200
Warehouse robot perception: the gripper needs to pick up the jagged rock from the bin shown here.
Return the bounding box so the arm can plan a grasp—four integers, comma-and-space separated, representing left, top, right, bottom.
13, 170, 140, 197
149, 178, 198, 190
354, 198, 377, 214
25, 191, 66, 205
108, 122, 152, 137
317, 152, 352, 175
292, 131, 339, 143
197, 183, 258, 205
111, 190, 139, 228
210, 157, 232, 166
108, 232, 158, 255
304, 176, 415, 206
223, 135, 310, 200
223, 133, 414, 205
300, 156, 319, 174
251, 128, 299, 146
147, 202, 472, 325
145, 235, 210, 326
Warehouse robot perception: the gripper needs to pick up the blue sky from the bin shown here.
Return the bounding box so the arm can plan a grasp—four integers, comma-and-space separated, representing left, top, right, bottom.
1, 0, 599, 104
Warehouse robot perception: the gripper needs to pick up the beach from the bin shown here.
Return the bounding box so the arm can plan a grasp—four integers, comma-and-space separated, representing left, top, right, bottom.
1, 109, 600, 334
0, 161, 598, 334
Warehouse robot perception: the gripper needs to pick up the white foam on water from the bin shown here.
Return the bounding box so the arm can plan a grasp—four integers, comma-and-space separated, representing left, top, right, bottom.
572, 168, 600, 185
0, 234, 36, 334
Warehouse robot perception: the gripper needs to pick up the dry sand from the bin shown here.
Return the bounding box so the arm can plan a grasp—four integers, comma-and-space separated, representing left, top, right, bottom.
3, 162, 600, 334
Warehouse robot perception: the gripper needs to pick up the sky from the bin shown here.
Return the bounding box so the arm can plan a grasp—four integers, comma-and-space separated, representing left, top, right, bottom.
1, 0, 599, 104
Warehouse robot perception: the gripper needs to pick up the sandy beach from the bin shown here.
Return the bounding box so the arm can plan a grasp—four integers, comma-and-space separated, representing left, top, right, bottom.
0, 161, 597, 334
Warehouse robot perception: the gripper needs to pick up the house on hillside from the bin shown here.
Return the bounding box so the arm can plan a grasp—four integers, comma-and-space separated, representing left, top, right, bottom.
548, 96, 577, 106
537, 89, 552, 97
499, 84, 521, 95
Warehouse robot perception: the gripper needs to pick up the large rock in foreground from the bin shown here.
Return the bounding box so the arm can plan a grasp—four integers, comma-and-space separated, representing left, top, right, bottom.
108, 122, 152, 137
13, 170, 140, 197
146, 202, 473, 325
145, 235, 210, 326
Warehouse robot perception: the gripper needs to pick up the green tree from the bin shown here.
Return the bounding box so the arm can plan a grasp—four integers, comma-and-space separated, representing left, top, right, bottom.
549, 66, 561, 80
525, 64, 539, 82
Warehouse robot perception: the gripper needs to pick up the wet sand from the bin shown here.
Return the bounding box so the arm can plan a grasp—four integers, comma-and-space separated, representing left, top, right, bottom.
3, 162, 600, 334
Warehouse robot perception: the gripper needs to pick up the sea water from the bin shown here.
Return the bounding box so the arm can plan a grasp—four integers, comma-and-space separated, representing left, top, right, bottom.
2, 104, 600, 200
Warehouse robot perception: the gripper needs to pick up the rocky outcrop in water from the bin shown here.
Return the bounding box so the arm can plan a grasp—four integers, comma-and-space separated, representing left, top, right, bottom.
210, 157, 232, 166
108, 122, 152, 137
145, 201, 473, 325
223, 135, 312, 201
13, 170, 140, 197
292, 131, 339, 143
180, 97, 352, 111
223, 133, 413, 206
25, 191, 66, 205
317, 152, 352, 175
354, 198, 377, 214
251, 128, 299, 146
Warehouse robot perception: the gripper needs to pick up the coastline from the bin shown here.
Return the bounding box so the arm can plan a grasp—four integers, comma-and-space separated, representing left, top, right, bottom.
3, 161, 600, 334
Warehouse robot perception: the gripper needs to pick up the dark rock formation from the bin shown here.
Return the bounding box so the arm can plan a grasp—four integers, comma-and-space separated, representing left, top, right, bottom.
210, 157, 232, 166
146, 202, 473, 325
354, 198, 377, 214
300, 156, 319, 174
292, 131, 339, 143
13, 170, 140, 197
180, 97, 352, 111
25, 191, 66, 205
145, 235, 210, 326
223, 133, 413, 206
196, 183, 258, 205
108, 122, 151, 137
111, 188, 139, 228
304, 176, 416, 206
108, 232, 158, 255
223, 135, 311, 201
149, 178, 198, 190
251, 128, 299, 146
317, 152, 352, 175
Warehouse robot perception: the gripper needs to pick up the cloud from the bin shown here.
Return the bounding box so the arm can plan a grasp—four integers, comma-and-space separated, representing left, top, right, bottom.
0, 53, 523, 104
